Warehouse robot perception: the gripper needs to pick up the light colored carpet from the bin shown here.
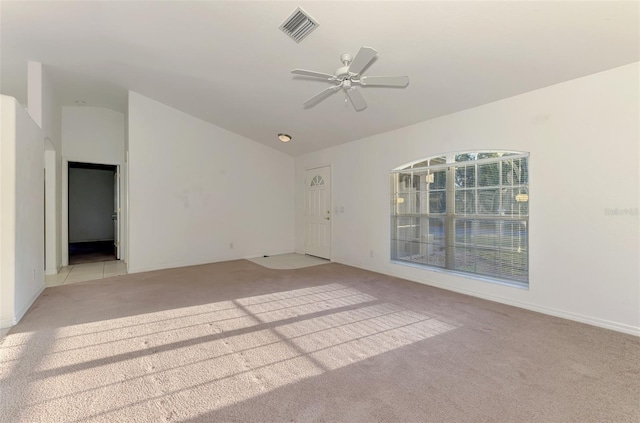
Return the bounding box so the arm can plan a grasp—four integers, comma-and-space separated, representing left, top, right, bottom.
248, 253, 330, 269
0, 260, 638, 422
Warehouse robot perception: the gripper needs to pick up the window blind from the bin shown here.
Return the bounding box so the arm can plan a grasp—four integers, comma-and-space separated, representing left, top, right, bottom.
391, 151, 529, 286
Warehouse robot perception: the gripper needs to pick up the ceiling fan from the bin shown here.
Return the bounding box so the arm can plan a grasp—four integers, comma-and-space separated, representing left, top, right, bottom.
292, 46, 409, 111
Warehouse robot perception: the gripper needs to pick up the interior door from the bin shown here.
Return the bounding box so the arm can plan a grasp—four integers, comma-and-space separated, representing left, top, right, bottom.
305, 166, 331, 259
113, 170, 120, 259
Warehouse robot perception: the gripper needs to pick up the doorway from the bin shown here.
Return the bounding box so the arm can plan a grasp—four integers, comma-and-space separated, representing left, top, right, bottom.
304, 166, 331, 259
68, 162, 119, 265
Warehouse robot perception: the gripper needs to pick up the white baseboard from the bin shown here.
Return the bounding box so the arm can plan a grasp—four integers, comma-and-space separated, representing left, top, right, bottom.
333, 259, 640, 337
127, 249, 296, 274
0, 283, 45, 330
0, 316, 16, 330
247, 249, 296, 259
15, 283, 45, 323
102, 253, 640, 337
46, 261, 69, 275
127, 259, 221, 274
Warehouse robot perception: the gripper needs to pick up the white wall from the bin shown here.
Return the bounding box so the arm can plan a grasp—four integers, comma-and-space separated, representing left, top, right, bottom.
14, 97, 46, 322
0, 96, 45, 328
62, 106, 125, 164
68, 168, 115, 243
127, 91, 295, 273
24, 62, 62, 274
62, 106, 125, 265
295, 63, 640, 335
41, 66, 62, 273
41, 68, 62, 154
124, 105, 129, 266
0, 97, 17, 327
44, 141, 57, 273
27, 62, 43, 128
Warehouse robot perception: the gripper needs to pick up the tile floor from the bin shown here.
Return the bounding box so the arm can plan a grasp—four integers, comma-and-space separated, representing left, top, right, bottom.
45, 260, 127, 287
247, 253, 329, 269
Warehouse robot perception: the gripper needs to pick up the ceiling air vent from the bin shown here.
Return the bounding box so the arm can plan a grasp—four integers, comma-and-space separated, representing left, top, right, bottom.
279, 7, 318, 43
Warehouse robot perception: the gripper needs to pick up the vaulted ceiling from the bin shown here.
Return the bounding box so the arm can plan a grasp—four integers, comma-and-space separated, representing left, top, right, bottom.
1, 1, 638, 156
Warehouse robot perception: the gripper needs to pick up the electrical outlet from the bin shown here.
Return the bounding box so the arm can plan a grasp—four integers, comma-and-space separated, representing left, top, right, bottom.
229, 242, 234, 249
32, 269, 35, 280
370, 250, 374, 258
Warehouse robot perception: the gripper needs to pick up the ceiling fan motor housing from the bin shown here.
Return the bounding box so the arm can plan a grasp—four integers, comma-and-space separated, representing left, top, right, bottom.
335, 66, 351, 79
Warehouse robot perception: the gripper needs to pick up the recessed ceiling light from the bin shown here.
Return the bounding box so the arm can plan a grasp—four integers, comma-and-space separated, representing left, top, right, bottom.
75, 100, 86, 105
278, 133, 292, 142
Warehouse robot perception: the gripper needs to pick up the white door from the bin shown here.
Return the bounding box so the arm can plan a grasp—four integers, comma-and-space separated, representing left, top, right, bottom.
305, 166, 331, 259
113, 170, 120, 259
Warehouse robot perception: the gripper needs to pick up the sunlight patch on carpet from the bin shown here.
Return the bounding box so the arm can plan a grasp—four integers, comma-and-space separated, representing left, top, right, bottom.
1, 284, 455, 422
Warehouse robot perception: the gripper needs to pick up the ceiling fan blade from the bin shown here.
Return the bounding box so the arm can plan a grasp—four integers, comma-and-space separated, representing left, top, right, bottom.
303, 85, 341, 107
360, 76, 409, 87
346, 87, 367, 111
348, 47, 377, 76
292, 69, 336, 80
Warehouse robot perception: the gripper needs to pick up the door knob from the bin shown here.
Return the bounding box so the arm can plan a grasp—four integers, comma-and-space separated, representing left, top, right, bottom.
325, 217, 330, 220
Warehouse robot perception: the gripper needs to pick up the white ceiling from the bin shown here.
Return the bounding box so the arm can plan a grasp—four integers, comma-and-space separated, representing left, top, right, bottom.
1, 1, 638, 156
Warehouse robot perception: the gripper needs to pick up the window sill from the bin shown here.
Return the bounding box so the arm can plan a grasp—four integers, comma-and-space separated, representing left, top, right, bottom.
390, 260, 529, 290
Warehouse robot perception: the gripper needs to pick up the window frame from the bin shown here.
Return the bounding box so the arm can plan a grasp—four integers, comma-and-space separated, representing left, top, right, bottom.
390, 150, 530, 288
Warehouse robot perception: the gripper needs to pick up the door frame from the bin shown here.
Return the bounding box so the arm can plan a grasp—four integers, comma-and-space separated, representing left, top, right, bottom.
43, 138, 57, 275
304, 164, 332, 260
62, 158, 123, 266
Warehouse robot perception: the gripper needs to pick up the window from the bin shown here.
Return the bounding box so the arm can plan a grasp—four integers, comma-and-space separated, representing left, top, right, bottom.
310, 175, 325, 186
390, 151, 529, 287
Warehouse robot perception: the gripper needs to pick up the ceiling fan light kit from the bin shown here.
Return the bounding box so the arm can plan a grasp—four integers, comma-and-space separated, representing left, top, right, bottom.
292, 46, 409, 111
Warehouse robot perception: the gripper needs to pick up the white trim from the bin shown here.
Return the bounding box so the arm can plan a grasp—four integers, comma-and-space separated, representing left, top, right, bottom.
392, 150, 530, 172
62, 158, 68, 266
0, 316, 16, 330
15, 284, 45, 323
1, 283, 45, 329
245, 249, 297, 260
304, 164, 332, 261
44, 145, 58, 275
390, 259, 529, 290
332, 258, 640, 337
62, 157, 124, 267
127, 249, 296, 274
